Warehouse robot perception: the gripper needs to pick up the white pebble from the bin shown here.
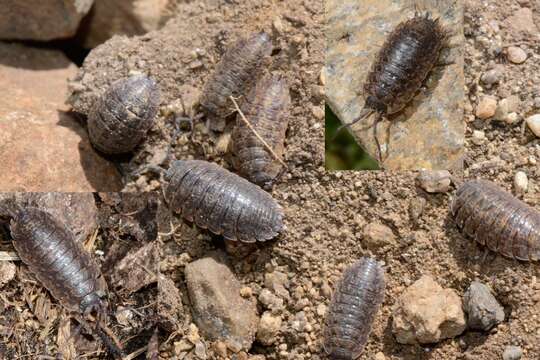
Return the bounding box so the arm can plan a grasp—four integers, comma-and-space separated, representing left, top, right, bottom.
514, 171, 528, 194
507, 46, 527, 64
526, 114, 540, 137
472, 130, 486, 145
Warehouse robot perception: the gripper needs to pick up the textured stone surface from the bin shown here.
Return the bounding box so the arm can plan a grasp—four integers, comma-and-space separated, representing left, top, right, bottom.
0, 42, 122, 191
325, 0, 464, 170
463, 281, 504, 331
0, 0, 93, 41
184, 253, 259, 351
80, 0, 173, 48
392, 275, 466, 344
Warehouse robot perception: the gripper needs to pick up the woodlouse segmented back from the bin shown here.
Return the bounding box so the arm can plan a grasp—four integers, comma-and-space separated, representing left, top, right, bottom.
7, 207, 108, 314
163, 160, 283, 242
88, 74, 160, 154
451, 180, 540, 261
231, 73, 290, 188
323, 257, 386, 359
200, 31, 273, 131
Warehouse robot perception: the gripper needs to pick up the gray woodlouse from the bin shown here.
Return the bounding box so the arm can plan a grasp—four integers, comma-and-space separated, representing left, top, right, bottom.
335, 12, 448, 161
163, 160, 283, 242
323, 257, 386, 359
231, 73, 290, 188
200, 31, 273, 131
88, 74, 160, 154
451, 179, 540, 261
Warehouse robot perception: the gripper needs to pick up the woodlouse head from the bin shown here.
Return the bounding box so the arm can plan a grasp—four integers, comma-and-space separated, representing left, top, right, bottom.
80, 289, 108, 318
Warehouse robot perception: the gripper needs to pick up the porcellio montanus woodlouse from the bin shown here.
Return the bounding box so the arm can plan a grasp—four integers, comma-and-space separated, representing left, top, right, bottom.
231, 73, 290, 188
88, 74, 160, 154
200, 31, 273, 131
323, 257, 386, 359
451, 179, 540, 261
335, 12, 448, 162
163, 160, 283, 242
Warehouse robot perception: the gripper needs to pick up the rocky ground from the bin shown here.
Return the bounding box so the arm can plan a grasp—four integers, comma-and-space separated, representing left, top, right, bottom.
0, 193, 160, 359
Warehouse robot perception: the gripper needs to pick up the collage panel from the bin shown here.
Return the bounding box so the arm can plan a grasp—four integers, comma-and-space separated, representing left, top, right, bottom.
325, 0, 465, 171
0, 192, 159, 359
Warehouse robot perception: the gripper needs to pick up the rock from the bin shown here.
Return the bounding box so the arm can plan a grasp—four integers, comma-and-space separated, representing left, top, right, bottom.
506, 47, 527, 64
112, 242, 158, 294
0, 192, 98, 243
257, 312, 282, 345
325, 0, 464, 170
494, 98, 510, 122
80, 0, 173, 48
463, 281, 505, 331
157, 274, 184, 332
514, 171, 528, 194
416, 170, 452, 193
502, 346, 523, 360
392, 275, 466, 344
0, 0, 93, 41
481, 68, 502, 85
374, 353, 387, 360
185, 254, 258, 351
526, 114, 540, 137
265, 271, 290, 299
0, 42, 122, 191
505, 8, 538, 35
0, 262, 16, 288
362, 222, 396, 249
476, 96, 498, 119
471, 130, 486, 145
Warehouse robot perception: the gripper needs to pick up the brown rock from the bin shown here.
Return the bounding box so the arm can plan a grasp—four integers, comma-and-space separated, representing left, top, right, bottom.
80, 0, 173, 48
325, 0, 464, 170
506, 46, 527, 64
362, 222, 396, 249
416, 170, 452, 193
392, 275, 466, 344
185, 253, 259, 351
157, 274, 184, 332
0, 1, 93, 41
476, 96, 498, 119
0, 261, 16, 288
256, 312, 282, 345
0, 42, 122, 191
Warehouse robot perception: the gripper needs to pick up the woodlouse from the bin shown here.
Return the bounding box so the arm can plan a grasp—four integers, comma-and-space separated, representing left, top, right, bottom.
323, 257, 385, 359
231, 73, 290, 188
336, 12, 448, 161
163, 160, 283, 242
200, 31, 273, 131
88, 74, 160, 154
451, 179, 540, 261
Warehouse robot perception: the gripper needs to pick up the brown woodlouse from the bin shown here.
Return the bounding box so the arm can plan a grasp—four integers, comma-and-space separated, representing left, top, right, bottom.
323, 257, 385, 359
231, 73, 290, 188
163, 160, 283, 242
88, 74, 160, 154
451, 179, 540, 261
200, 31, 273, 131
336, 12, 448, 162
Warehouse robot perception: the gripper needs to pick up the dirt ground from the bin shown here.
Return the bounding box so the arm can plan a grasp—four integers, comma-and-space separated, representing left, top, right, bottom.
0, 193, 159, 359
157, 0, 538, 359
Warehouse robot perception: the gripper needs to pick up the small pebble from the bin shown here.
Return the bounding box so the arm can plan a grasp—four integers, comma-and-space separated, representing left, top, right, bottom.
507, 46, 527, 64
416, 170, 452, 193
514, 171, 528, 194
502, 345, 523, 360
463, 281, 504, 331
472, 130, 486, 145
481, 68, 502, 85
476, 96, 498, 119
374, 352, 387, 360
525, 114, 540, 137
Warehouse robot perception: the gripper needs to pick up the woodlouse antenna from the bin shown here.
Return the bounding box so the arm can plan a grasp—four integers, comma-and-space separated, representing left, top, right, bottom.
229, 95, 288, 169
331, 107, 375, 142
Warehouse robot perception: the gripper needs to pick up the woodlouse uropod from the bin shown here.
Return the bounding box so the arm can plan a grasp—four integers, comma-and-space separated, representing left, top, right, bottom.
335, 12, 448, 162
200, 31, 273, 131
451, 179, 540, 261
231, 73, 290, 188
323, 257, 386, 359
163, 160, 283, 242
88, 74, 160, 154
